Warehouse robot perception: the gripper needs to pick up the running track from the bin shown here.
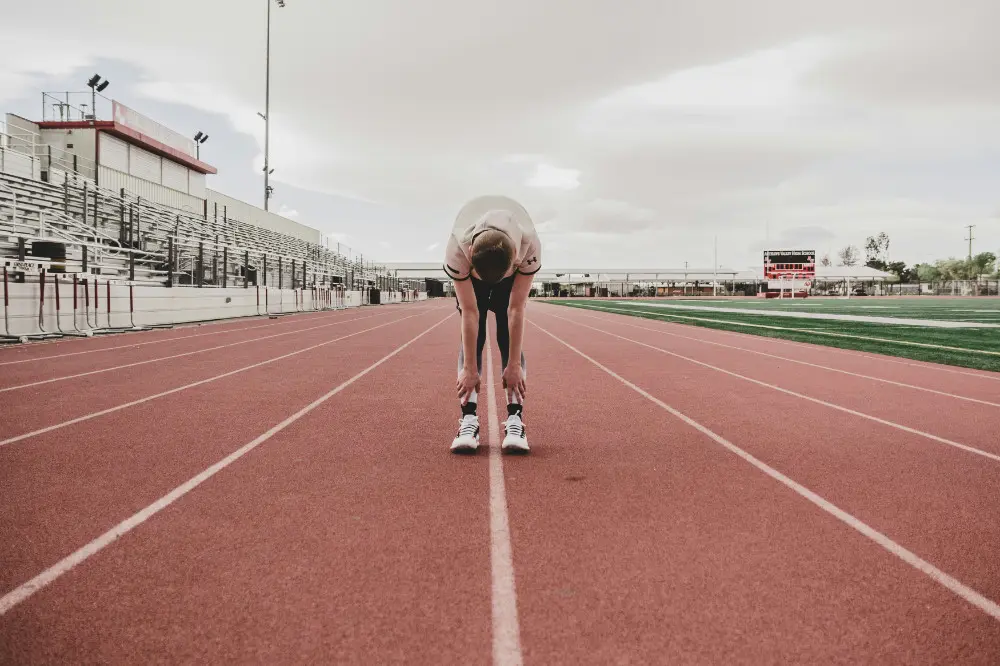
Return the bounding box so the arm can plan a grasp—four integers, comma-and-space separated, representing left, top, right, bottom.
1, 299, 999, 664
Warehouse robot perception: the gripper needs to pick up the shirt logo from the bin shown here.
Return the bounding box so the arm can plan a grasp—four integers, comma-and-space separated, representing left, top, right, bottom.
525, 256, 537, 265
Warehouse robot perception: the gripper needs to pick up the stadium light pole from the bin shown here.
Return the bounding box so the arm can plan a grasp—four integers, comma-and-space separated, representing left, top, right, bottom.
263, 0, 286, 211
193, 132, 208, 160
86, 74, 109, 120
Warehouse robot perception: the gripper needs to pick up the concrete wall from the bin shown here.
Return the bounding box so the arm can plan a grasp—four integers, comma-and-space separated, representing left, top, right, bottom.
206, 190, 322, 244
98, 165, 205, 214
39, 127, 96, 176
1, 114, 42, 180
0, 147, 38, 180
1, 278, 421, 340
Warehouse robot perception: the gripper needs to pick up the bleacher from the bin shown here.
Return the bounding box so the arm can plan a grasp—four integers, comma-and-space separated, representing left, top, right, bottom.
0, 165, 400, 293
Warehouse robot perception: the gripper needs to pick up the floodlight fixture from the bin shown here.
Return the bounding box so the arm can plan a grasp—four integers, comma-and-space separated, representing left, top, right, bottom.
85, 74, 110, 120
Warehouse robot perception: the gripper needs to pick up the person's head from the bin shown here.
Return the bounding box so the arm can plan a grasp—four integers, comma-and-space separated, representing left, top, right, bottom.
471, 227, 515, 284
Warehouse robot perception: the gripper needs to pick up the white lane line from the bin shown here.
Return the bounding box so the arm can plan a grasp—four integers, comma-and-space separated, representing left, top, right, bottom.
538, 311, 1000, 464
561, 303, 1000, 382
0, 307, 444, 449
0, 314, 451, 617
530, 320, 1000, 623
567, 309, 1000, 409
485, 333, 524, 666
610, 300, 1000, 329
567, 303, 1000, 356
0, 311, 387, 392
0, 309, 346, 366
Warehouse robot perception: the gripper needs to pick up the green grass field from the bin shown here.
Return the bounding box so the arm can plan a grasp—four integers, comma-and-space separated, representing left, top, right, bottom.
544, 297, 1000, 373
633, 297, 1000, 323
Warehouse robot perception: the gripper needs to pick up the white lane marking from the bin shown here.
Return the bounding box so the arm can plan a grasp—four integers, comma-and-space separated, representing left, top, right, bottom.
0, 307, 444, 449
0, 309, 347, 366
611, 300, 1000, 328
0, 314, 450, 617
563, 303, 1000, 377
530, 320, 1000, 622
539, 311, 1000, 464
485, 333, 524, 666
0, 311, 388, 392
567, 309, 1000, 409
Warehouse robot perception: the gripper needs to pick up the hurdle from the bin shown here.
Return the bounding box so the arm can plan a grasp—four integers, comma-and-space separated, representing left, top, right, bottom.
51, 272, 90, 337
4, 264, 63, 342
1, 266, 27, 343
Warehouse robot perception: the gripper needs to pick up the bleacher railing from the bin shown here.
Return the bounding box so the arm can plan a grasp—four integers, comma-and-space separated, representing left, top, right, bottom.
1, 168, 417, 297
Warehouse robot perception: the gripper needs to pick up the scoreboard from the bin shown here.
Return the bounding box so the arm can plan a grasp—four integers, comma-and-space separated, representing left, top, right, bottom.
763, 250, 815, 296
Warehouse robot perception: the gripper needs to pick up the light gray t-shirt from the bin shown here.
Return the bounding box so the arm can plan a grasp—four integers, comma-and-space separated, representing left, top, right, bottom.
443, 195, 542, 281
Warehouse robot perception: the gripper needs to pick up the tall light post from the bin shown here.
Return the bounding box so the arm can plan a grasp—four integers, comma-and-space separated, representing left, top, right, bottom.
193, 131, 208, 160
264, 0, 286, 211
86, 74, 109, 120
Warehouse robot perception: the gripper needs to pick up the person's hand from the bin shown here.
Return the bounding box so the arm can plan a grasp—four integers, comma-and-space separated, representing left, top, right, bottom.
457, 366, 481, 405
502, 363, 526, 403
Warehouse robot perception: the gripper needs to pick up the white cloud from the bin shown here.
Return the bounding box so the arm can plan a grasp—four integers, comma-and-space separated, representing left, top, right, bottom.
525, 163, 580, 190
1, 0, 998, 268
592, 37, 838, 113
538, 199, 658, 235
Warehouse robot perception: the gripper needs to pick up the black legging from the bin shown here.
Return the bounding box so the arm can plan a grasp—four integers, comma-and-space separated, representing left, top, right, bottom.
456, 275, 525, 374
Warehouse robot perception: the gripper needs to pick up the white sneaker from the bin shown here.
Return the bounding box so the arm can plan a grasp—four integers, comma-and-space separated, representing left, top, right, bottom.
502, 414, 529, 453
450, 414, 480, 453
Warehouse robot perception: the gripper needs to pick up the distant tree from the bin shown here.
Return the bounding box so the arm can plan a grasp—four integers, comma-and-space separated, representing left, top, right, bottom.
885, 261, 909, 281
969, 252, 997, 279
819, 253, 832, 267
837, 245, 860, 267
915, 263, 941, 282
866, 258, 888, 271
936, 258, 969, 280
864, 232, 890, 266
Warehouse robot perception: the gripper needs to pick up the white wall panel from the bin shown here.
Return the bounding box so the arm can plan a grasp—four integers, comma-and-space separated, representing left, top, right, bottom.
188, 171, 206, 199
206, 189, 322, 244
98, 133, 128, 172
128, 144, 161, 184
161, 159, 188, 193
99, 165, 204, 213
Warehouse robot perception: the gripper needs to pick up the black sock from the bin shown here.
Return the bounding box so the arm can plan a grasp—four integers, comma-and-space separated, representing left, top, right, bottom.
507, 403, 523, 418
462, 401, 478, 417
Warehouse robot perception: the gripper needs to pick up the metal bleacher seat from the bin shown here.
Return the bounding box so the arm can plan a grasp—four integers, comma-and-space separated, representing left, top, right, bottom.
0, 167, 387, 291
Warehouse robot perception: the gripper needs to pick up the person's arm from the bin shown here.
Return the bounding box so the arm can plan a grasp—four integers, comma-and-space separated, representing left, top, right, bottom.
502, 271, 534, 402
454, 278, 481, 404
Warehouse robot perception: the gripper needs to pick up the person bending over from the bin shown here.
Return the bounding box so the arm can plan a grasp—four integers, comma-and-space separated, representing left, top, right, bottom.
444, 195, 541, 453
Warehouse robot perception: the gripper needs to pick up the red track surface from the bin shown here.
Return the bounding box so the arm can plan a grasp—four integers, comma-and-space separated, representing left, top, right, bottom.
1, 300, 998, 664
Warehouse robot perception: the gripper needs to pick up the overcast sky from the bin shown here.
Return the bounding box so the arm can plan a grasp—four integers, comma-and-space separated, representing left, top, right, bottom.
2, 0, 998, 269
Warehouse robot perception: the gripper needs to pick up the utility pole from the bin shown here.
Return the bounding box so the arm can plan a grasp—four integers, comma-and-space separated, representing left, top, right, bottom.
965, 224, 975, 262
263, 0, 286, 211
713, 236, 718, 297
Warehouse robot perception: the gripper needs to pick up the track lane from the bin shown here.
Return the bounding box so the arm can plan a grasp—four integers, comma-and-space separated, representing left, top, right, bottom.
0, 305, 440, 441
0, 305, 354, 367
563, 302, 1000, 396
491, 313, 1000, 663
0, 305, 450, 594
0, 306, 388, 389
543, 305, 1000, 456
527, 307, 1000, 612
0, 310, 497, 664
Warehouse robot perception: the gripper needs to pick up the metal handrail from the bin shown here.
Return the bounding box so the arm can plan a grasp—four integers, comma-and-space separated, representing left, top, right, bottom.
41, 209, 123, 248
0, 181, 16, 227
2, 171, 389, 287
